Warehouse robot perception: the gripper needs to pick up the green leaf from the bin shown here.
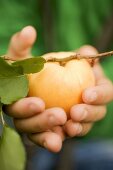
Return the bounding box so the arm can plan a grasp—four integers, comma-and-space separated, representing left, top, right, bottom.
0, 75, 28, 104
0, 125, 26, 170
0, 57, 23, 77
0, 57, 45, 104
12, 57, 46, 74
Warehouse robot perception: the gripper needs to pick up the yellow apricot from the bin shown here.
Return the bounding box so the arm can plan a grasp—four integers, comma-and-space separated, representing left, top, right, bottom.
28, 52, 95, 117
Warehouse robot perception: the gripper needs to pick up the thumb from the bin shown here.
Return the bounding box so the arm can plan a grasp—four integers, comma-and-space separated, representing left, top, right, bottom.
7, 26, 37, 60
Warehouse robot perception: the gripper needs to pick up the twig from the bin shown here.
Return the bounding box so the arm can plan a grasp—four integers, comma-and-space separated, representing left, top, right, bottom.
2, 56, 16, 61
46, 51, 113, 62
2, 50, 113, 63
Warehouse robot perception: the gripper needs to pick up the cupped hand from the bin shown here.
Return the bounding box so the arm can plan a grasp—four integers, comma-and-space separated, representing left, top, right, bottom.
6, 27, 113, 152
6, 26, 67, 152
26, 46, 113, 148
64, 45, 113, 137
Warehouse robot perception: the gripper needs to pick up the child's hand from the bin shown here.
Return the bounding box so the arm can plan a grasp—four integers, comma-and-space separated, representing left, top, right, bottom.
6, 97, 67, 152
64, 45, 113, 137
5, 26, 67, 153
5, 27, 113, 152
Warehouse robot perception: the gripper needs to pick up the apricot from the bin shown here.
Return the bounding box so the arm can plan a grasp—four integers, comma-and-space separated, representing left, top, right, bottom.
28, 52, 95, 117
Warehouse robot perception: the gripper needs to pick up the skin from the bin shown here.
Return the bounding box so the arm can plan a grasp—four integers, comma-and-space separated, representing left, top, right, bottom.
5, 26, 113, 153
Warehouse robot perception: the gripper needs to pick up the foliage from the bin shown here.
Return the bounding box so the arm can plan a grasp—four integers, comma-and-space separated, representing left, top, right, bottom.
0, 56, 45, 170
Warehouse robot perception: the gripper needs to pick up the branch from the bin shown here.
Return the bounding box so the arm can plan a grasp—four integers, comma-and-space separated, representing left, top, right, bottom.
46, 51, 113, 62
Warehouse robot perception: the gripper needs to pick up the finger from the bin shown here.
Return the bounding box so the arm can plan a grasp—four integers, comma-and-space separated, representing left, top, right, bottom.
7, 26, 37, 60
14, 108, 67, 133
70, 104, 106, 122
52, 126, 66, 141
93, 63, 106, 81
82, 79, 113, 104
5, 97, 45, 118
78, 45, 99, 64
64, 120, 92, 137
76, 123, 93, 137
78, 45, 98, 55
79, 46, 113, 104
28, 131, 62, 153
78, 46, 107, 80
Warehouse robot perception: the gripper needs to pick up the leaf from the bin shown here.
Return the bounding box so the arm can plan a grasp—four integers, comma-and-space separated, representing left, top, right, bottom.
0, 57, 23, 77
0, 125, 26, 170
0, 56, 45, 104
0, 75, 28, 104
12, 57, 46, 74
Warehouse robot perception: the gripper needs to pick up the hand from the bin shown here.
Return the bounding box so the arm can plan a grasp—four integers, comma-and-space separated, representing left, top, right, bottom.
64, 45, 113, 137
27, 46, 113, 149
6, 28, 113, 152
5, 26, 67, 153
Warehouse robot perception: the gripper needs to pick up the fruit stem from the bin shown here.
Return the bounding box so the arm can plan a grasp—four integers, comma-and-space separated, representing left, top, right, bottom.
46, 50, 113, 62
1, 55, 16, 61
2, 50, 113, 64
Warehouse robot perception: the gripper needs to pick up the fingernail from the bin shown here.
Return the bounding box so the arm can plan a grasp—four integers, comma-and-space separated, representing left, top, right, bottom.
79, 109, 88, 121
49, 115, 56, 125
75, 123, 83, 134
29, 103, 39, 113
21, 26, 33, 37
87, 91, 97, 102
73, 107, 88, 121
